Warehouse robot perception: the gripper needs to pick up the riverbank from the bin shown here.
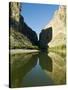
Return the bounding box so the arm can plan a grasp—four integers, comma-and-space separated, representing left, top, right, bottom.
10, 49, 40, 55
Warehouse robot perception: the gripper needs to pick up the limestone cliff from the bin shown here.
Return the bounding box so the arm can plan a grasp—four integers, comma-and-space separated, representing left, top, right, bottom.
44, 5, 66, 47
9, 2, 38, 49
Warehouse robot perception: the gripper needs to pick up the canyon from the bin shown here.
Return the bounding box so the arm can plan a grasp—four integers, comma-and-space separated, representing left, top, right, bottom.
9, 2, 66, 51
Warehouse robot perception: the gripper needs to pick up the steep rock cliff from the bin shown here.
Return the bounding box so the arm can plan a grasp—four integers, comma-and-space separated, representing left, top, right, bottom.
9, 2, 38, 49
44, 6, 66, 47
39, 5, 66, 48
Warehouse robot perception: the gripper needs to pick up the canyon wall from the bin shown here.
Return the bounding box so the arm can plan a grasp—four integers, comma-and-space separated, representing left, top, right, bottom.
39, 6, 66, 48
9, 2, 38, 49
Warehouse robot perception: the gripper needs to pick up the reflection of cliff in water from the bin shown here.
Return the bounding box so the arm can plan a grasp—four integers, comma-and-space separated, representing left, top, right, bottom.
43, 52, 66, 85
39, 52, 52, 72
10, 51, 66, 88
10, 53, 38, 88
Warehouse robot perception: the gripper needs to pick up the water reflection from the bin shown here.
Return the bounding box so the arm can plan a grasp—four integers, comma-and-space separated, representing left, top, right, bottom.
46, 52, 66, 85
10, 51, 66, 88
39, 52, 52, 72
10, 53, 38, 87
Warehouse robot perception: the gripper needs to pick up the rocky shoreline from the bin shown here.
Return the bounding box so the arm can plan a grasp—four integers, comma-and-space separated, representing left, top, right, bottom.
10, 49, 39, 55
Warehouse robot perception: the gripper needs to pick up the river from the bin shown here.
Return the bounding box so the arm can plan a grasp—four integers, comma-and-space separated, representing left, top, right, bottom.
9, 51, 66, 88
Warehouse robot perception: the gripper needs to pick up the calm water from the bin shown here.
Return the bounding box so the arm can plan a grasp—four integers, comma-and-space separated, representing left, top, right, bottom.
10, 51, 66, 88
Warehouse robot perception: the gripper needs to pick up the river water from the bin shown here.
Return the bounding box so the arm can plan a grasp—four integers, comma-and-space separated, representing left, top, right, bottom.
10, 51, 66, 88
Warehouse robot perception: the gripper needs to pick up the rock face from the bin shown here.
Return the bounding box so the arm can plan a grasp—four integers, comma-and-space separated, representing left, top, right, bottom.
39, 27, 52, 49
44, 5, 66, 47
19, 15, 38, 45
9, 2, 20, 31
39, 5, 66, 48
9, 2, 38, 49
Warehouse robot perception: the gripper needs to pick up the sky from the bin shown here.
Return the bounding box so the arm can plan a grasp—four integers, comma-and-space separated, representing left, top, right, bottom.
21, 3, 59, 38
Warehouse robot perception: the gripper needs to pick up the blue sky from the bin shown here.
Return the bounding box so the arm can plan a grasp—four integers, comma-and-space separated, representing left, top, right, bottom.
21, 3, 59, 38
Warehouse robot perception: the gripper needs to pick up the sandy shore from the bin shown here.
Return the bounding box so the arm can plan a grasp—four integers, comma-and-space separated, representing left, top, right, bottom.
10, 49, 39, 54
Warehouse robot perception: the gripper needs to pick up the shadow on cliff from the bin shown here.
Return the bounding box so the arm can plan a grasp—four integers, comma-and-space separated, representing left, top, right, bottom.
9, 16, 38, 46
19, 15, 38, 45
39, 27, 52, 53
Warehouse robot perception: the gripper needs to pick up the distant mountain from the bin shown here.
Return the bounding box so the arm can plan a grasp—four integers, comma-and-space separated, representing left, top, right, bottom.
9, 2, 38, 49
